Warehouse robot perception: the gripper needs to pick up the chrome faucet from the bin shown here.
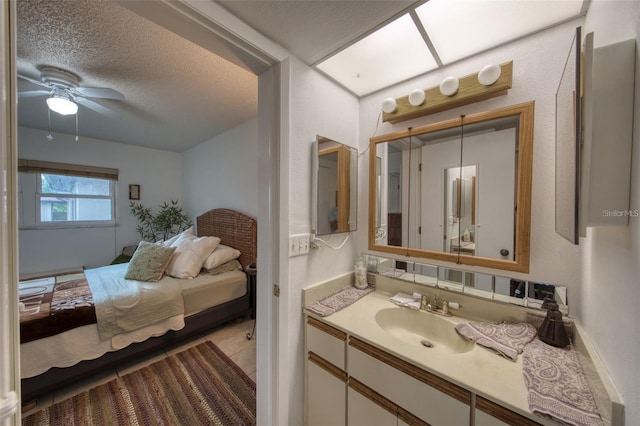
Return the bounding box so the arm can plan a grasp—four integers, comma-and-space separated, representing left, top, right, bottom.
419, 293, 454, 317
420, 295, 429, 311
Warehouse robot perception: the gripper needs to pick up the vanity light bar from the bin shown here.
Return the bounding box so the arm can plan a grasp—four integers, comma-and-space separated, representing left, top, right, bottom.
382, 61, 513, 124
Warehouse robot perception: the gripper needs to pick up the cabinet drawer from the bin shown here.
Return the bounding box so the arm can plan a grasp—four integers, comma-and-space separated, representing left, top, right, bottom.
348, 337, 470, 426
475, 396, 542, 426
306, 317, 347, 369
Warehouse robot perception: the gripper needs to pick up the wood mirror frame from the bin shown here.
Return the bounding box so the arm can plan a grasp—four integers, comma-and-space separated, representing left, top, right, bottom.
313, 136, 358, 236
368, 101, 534, 273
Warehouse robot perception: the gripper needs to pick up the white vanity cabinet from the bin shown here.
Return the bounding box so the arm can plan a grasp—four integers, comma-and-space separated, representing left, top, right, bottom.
305, 317, 348, 426
305, 316, 544, 426
348, 337, 470, 426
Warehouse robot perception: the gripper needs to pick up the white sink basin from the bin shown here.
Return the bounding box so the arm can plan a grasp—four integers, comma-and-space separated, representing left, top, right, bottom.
374, 308, 474, 354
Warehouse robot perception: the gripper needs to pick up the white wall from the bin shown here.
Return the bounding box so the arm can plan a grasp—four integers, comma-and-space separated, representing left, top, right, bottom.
285, 56, 360, 425
18, 127, 182, 274
358, 19, 583, 293
581, 1, 640, 424
181, 118, 258, 221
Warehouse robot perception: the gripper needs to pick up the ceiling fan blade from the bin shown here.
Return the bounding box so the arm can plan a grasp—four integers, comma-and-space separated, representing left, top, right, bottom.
75, 98, 120, 118
18, 90, 51, 98
74, 87, 125, 100
17, 73, 49, 88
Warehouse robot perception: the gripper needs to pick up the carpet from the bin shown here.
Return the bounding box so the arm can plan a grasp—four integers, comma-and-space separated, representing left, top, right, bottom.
23, 341, 256, 425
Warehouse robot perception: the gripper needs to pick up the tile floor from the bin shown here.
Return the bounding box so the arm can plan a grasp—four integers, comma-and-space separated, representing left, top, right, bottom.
22, 318, 257, 417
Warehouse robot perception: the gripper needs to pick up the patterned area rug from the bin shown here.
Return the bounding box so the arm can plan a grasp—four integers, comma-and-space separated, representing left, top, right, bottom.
23, 341, 256, 425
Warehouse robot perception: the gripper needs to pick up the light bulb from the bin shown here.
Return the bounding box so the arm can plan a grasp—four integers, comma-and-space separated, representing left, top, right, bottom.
478, 64, 501, 86
439, 76, 459, 97
46, 96, 78, 115
381, 97, 398, 114
408, 89, 425, 106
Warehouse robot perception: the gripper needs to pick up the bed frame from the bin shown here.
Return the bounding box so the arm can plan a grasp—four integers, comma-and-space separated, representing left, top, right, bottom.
21, 208, 257, 404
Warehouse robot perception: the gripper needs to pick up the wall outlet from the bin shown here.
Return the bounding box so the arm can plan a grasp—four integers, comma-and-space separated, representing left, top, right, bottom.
289, 233, 311, 257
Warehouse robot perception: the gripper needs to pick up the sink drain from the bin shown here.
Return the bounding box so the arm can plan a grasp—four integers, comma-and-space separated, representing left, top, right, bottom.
421, 339, 433, 348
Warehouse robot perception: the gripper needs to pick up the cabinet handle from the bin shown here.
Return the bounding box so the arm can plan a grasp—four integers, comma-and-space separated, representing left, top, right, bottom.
308, 352, 347, 382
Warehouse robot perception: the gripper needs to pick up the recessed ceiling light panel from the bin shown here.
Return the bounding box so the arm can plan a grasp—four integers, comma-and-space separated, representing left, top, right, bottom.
416, 0, 585, 64
317, 14, 438, 96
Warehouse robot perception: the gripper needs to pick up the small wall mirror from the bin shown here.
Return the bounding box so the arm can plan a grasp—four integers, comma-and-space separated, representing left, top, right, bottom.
555, 26, 582, 244
312, 136, 357, 235
369, 102, 534, 273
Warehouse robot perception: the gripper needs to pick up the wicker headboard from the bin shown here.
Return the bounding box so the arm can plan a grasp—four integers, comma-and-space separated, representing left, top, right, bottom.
196, 208, 257, 269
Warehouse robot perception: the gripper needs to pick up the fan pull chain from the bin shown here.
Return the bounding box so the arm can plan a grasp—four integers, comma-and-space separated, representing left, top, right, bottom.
46, 108, 53, 141
75, 111, 79, 142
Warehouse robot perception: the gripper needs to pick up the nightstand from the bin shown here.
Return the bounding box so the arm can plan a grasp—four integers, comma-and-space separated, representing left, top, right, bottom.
245, 263, 257, 320
245, 263, 257, 341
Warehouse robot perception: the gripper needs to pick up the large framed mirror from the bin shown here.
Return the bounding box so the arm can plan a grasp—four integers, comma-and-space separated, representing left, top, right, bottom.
312, 136, 357, 235
369, 102, 534, 273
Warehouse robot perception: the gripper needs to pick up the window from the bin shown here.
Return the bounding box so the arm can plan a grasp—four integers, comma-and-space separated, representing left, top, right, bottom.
19, 160, 118, 228
37, 174, 115, 223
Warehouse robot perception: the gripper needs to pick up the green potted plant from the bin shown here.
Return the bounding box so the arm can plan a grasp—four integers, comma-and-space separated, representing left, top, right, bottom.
130, 199, 193, 242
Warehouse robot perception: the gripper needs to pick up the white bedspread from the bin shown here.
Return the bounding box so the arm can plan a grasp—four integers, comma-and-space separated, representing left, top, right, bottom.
85, 264, 185, 340
21, 316, 185, 378
21, 267, 246, 378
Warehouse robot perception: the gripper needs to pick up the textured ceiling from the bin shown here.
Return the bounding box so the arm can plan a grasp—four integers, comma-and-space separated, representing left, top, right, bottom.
16, 0, 421, 152
17, 0, 258, 152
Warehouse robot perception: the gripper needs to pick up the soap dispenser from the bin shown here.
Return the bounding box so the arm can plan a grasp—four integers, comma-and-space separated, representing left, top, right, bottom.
354, 256, 368, 289
537, 298, 570, 348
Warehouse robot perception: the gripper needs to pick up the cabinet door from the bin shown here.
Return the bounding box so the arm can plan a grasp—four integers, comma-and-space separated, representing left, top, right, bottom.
475, 410, 511, 426
307, 355, 347, 426
349, 337, 470, 426
348, 387, 397, 426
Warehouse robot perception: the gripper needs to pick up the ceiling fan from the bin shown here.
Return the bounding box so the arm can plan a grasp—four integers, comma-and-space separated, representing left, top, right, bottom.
18, 66, 124, 118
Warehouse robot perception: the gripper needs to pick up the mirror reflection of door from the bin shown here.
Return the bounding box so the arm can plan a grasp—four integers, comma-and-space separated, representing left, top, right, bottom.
318, 152, 338, 234
462, 127, 516, 261
418, 119, 516, 263
387, 168, 402, 248
444, 165, 476, 256
318, 143, 352, 234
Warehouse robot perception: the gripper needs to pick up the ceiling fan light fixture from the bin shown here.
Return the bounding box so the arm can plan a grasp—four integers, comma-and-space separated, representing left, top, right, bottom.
46, 95, 78, 115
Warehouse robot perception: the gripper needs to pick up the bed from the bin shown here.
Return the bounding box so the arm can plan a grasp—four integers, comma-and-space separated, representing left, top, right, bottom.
20, 208, 257, 404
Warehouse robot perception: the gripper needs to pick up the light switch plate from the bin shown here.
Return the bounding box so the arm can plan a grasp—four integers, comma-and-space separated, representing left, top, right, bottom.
289, 234, 311, 257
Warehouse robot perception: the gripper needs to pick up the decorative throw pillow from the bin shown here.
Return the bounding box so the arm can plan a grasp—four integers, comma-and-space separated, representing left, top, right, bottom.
125, 241, 176, 282
203, 244, 241, 270
165, 235, 221, 279
205, 259, 243, 275
163, 226, 195, 247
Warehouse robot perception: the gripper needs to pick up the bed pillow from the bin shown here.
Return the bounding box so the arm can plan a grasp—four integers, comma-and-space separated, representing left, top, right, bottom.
203, 244, 241, 270
165, 235, 221, 279
163, 226, 195, 247
125, 241, 176, 282
205, 259, 243, 275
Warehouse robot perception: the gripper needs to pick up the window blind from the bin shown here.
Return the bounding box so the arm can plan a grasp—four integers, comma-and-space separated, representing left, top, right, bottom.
18, 159, 118, 180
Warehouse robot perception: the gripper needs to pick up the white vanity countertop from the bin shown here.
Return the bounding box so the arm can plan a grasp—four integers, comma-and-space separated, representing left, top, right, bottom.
307, 290, 557, 425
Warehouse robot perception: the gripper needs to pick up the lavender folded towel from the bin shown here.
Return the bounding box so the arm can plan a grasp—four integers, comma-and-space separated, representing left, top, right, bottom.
455, 321, 537, 361
523, 339, 603, 426
305, 286, 374, 317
